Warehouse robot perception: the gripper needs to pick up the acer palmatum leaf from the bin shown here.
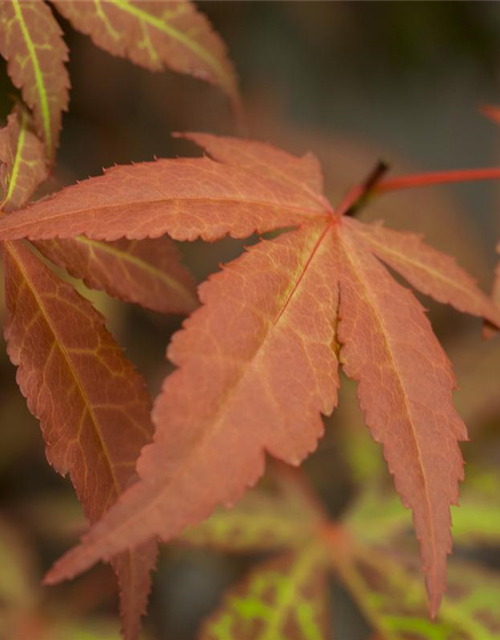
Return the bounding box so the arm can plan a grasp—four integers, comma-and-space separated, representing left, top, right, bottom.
32, 135, 500, 618
3, 240, 157, 640
182, 478, 322, 554
52, 0, 242, 118
35, 236, 198, 315
335, 221, 466, 614
0, 0, 69, 157
0, 105, 48, 211
0, 156, 328, 242
200, 546, 329, 640
348, 219, 498, 319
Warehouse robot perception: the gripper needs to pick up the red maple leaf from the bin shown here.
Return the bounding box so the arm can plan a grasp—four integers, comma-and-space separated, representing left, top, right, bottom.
0, 134, 497, 616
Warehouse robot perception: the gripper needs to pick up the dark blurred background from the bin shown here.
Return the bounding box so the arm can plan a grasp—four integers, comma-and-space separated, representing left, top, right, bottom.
1, 2, 500, 639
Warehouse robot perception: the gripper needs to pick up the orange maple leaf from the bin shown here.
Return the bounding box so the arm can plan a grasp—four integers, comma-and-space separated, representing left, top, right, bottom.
0, 134, 498, 617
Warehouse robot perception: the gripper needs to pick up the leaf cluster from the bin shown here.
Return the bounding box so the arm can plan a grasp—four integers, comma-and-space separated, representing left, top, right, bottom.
0, 3, 499, 640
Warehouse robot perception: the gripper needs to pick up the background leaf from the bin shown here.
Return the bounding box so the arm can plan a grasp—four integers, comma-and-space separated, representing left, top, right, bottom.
200, 545, 329, 640
52, 0, 241, 117
339, 546, 500, 640
182, 471, 324, 554
35, 236, 198, 315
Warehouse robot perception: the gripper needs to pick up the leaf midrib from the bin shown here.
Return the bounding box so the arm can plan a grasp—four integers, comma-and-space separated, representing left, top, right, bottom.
338, 227, 438, 594
361, 227, 494, 319
58, 223, 334, 556
106, 0, 234, 94
3, 109, 27, 207
0, 197, 327, 239
258, 544, 324, 640
73, 236, 198, 310
6, 241, 122, 500
12, 0, 51, 150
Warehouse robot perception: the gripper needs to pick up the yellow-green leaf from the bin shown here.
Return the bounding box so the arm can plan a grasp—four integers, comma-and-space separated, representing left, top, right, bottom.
338, 546, 500, 640
53, 0, 241, 115
0, 0, 69, 157
183, 480, 322, 554
0, 105, 48, 211
200, 544, 329, 640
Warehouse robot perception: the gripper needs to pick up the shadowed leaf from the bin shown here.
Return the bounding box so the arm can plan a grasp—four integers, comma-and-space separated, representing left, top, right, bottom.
0, 105, 48, 211
0, 0, 69, 156
53, 0, 241, 115
183, 479, 322, 553
2, 240, 157, 640
340, 545, 500, 640
0, 518, 36, 611
35, 236, 198, 315
345, 467, 500, 550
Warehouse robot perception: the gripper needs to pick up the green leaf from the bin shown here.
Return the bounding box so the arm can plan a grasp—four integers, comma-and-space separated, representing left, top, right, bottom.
0, 105, 48, 212
0, 0, 69, 156
200, 544, 329, 640
183, 471, 323, 553
52, 0, 241, 116
337, 545, 500, 640
344, 468, 500, 549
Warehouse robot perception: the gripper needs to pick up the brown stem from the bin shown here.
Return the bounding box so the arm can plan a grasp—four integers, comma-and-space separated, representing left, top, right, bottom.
336, 161, 389, 217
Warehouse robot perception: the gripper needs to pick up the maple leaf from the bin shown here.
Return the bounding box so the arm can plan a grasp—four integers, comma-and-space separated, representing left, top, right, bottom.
3, 239, 157, 640
340, 470, 500, 639
0, 105, 197, 318
34, 236, 198, 315
52, 0, 242, 118
181, 466, 323, 553
189, 461, 500, 640
183, 469, 329, 640
337, 541, 500, 640
2, 134, 500, 617
0, 0, 69, 157
201, 547, 329, 640
0, 109, 165, 640
0, 105, 48, 212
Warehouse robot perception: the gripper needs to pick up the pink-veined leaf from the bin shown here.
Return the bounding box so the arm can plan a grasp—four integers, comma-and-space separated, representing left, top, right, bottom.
44, 221, 341, 581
